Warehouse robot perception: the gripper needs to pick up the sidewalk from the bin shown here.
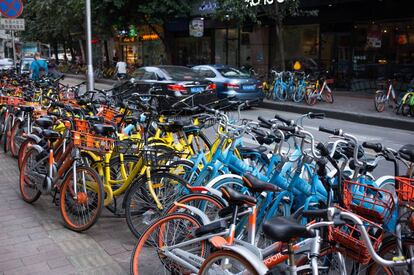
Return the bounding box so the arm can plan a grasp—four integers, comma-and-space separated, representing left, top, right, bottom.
262, 92, 414, 131
0, 153, 133, 274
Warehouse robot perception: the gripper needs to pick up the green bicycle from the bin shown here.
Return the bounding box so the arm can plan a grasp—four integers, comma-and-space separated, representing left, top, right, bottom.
396, 88, 414, 116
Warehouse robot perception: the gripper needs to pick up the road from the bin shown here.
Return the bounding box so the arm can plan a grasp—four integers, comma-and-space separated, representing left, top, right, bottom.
61, 77, 413, 177
0, 77, 411, 274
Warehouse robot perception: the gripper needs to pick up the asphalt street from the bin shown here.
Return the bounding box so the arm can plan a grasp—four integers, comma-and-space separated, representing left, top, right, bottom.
62, 77, 414, 178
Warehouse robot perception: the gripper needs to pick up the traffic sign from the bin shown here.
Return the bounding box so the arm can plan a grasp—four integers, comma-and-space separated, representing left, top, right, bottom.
0, 0, 23, 18
0, 18, 25, 31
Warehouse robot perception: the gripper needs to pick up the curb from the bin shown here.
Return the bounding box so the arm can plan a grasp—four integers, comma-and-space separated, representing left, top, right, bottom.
262, 101, 414, 131
64, 74, 117, 85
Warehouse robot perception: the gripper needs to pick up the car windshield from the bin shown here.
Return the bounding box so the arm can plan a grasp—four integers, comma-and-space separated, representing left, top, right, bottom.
217, 67, 250, 78
160, 66, 199, 80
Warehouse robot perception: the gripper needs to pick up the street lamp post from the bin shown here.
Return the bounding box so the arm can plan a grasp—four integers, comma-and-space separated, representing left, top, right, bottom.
85, 0, 94, 91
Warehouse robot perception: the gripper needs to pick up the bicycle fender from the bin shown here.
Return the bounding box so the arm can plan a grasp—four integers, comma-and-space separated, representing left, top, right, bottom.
375, 175, 395, 187
205, 174, 243, 189
221, 244, 269, 274
26, 134, 42, 144
173, 202, 211, 225
29, 144, 44, 154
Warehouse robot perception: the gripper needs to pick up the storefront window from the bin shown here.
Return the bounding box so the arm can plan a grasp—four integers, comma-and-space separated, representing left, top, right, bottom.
175, 36, 212, 66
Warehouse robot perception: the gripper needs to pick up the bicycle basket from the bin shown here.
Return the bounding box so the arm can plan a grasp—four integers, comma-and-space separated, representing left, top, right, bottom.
396, 177, 414, 207
98, 106, 118, 122
138, 146, 188, 168
343, 180, 395, 224
114, 139, 143, 155
0, 96, 24, 106
328, 207, 384, 264
73, 118, 90, 132
71, 131, 114, 153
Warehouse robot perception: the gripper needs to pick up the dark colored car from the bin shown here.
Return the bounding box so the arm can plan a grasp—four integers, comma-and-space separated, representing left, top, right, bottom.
114, 65, 217, 110
192, 65, 264, 104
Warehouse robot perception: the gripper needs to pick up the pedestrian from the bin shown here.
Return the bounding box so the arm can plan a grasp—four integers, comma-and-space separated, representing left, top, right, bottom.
115, 59, 127, 80
159, 54, 167, 65
48, 59, 62, 78
30, 52, 48, 81
241, 56, 253, 73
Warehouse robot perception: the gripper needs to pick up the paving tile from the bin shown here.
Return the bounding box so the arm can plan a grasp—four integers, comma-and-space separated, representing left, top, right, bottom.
3, 262, 50, 275
21, 249, 65, 266
0, 259, 23, 272
47, 257, 72, 270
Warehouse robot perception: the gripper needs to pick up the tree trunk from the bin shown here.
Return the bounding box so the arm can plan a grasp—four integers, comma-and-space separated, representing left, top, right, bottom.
68, 32, 75, 63
275, 22, 285, 71
63, 41, 68, 62
78, 40, 85, 64
53, 42, 59, 64
103, 40, 110, 67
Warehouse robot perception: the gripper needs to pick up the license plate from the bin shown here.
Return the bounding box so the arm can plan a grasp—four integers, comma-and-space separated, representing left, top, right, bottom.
191, 87, 205, 93
243, 85, 256, 91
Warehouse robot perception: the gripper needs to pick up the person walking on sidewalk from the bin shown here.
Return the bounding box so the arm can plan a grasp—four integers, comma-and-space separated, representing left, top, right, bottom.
30, 52, 48, 81
116, 59, 127, 80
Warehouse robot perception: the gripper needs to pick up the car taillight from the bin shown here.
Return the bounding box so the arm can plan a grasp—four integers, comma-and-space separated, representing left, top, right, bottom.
167, 84, 187, 93
207, 83, 217, 91
223, 83, 240, 89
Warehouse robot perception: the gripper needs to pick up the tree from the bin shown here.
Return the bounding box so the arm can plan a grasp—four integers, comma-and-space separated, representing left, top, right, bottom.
135, 0, 192, 62
216, 0, 317, 70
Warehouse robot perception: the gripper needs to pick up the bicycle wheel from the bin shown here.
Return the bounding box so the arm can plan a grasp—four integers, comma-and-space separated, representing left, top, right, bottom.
374, 91, 386, 112
276, 86, 288, 101
2, 114, 12, 153
125, 171, 190, 239
322, 90, 334, 103
402, 95, 412, 116
10, 120, 26, 158
293, 86, 306, 103
169, 159, 200, 184
130, 213, 206, 275
0, 110, 6, 140
18, 137, 41, 171
305, 89, 317, 105
165, 193, 226, 219
108, 155, 140, 192
60, 165, 104, 232
199, 250, 259, 275
366, 236, 414, 275
19, 147, 42, 203
296, 246, 348, 275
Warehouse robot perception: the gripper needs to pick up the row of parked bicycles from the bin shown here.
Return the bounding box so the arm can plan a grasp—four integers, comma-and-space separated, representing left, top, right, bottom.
1, 71, 414, 274
374, 78, 414, 117
262, 70, 334, 106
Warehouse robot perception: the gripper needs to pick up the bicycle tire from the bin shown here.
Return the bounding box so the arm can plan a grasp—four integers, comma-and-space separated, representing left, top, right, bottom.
199, 250, 259, 275
10, 119, 24, 158
366, 236, 414, 275
168, 158, 200, 184
19, 147, 42, 203
18, 137, 37, 171
322, 90, 334, 103
0, 110, 6, 140
402, 95, 412, 116
305, 89, 317, 105
374, 91, 386, 112
60, 165, 104, 232
125, 171, 190, 239
130, 212, 206, 275
2, 115, 12, 153
276, 86, 287, 101
293, 86, 306, 103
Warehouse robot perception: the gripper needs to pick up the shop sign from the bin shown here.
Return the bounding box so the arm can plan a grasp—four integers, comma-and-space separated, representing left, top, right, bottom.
245, 0, 282, 7
142, 34, 159, 41
367, 30, 381, 48
189, 19, 204, 37
121, 37, 136, 43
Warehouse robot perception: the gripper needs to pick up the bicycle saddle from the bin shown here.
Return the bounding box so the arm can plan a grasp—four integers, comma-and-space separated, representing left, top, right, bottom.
242, 173, 278, 193
238, 145, 267, 154
399, 144, 414, 163
42, 129, 61, 141
93, 124, 116, 136
220, 186, 256, 206
34, 118, 54, 129
85, 115, 104, 123
263, 216, 315, 242
19, 106, 35, 112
